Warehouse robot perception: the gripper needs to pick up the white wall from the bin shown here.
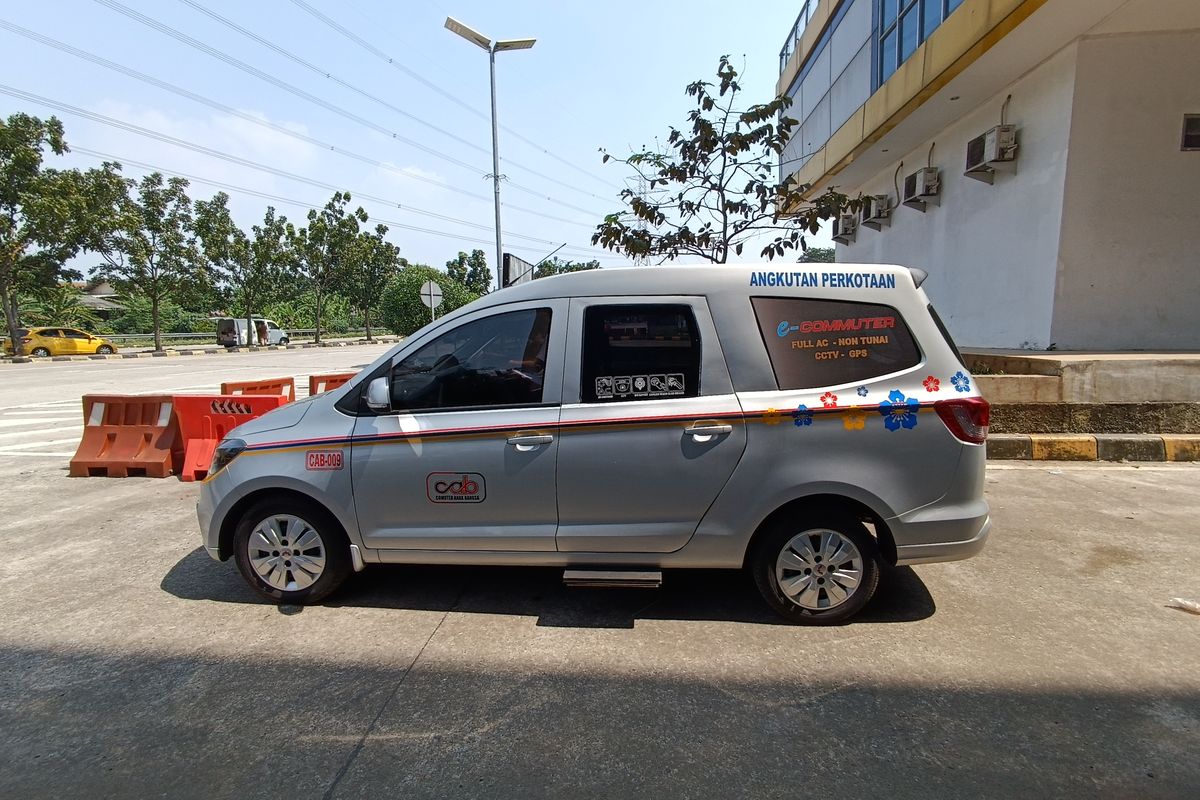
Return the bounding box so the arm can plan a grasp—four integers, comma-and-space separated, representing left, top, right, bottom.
836, 44, 1080, 349
1051, 30, 1200, 349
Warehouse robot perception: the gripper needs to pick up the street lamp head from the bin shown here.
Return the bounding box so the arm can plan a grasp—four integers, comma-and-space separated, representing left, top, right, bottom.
444, 16, 491, 51
494, 38, 537, 52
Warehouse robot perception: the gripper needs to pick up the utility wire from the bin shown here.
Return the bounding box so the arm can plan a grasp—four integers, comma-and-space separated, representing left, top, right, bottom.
286, 0, 626, 194
91, 0, 605, 217
0, 26, 595, 231
174, 0, 615, 204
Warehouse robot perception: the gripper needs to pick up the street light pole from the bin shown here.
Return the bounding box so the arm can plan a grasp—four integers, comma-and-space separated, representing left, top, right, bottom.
489, 46, 503, 292
445, 17, 536, 292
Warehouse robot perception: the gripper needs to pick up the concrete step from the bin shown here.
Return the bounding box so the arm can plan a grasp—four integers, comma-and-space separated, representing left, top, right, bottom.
976, 375, 1062, 403
990, 403, 1200, 434
987, 433, 1200, 462
965, 350, 1200, 403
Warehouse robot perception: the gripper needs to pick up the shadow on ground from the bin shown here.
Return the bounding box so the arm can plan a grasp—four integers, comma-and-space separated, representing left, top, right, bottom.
161, 547, 936, 627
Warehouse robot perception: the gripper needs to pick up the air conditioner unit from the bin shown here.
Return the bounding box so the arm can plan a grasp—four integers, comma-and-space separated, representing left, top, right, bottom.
831, 213, 857, 245
859, 194, 892, 231
964, 125, 1018, 183
902, 167, 941, 211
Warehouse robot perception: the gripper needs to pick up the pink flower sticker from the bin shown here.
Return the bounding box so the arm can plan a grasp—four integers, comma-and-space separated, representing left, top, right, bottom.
820, 392, 838, 408
923, 376, 941, 392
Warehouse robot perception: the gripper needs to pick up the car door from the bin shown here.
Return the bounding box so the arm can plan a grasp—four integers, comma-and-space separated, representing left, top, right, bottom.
37, 329, 65, 355
555, 298, 748, 553
351, 299, 566, 551
61, 329, 90, 354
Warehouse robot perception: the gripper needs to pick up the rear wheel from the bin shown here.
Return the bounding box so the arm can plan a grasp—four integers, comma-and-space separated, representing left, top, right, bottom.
30, 347, 50, 358
751, 513, 881, 625
96, 344, 114, 354
233, 498, 352, 604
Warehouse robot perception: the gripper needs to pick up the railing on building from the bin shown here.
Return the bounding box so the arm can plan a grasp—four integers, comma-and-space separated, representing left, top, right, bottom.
779, 1, 819, 74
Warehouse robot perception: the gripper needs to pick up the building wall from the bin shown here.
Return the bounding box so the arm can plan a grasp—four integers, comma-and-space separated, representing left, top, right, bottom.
836, 43, 1079, 349
1051, 30, 1200, 349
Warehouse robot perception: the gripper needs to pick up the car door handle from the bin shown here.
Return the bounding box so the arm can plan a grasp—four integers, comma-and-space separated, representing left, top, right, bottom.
685, 423, 733, 438
507, 434, 554, 447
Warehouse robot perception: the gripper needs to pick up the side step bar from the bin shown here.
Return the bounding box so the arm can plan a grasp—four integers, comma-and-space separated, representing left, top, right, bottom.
563, 569, 662, 589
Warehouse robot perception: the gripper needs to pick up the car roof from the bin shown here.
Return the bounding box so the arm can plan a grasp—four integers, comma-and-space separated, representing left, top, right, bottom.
470, 263, 920, 310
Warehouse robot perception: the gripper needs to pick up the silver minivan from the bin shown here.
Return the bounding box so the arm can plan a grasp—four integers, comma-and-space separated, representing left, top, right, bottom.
197, 265, 990, 624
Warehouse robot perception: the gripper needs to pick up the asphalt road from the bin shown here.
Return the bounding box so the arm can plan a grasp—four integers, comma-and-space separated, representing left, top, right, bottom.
0, 352, 1198, 799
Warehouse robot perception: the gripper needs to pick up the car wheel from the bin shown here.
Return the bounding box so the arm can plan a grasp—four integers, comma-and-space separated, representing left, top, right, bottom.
751, 513, 881, 625
279, 337, 289, 345
233, 498, 352, 604
96, 344, 114, 354
31, 347, 50, 358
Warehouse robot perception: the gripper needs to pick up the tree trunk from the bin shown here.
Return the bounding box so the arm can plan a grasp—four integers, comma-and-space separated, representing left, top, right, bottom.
152, 295, 162, 352
314, 285, 322, 344
246, 292, 254, 348
1, 283, 23, 357
364, 307, 371, 342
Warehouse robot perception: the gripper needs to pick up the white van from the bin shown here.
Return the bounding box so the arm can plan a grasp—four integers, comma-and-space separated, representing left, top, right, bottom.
215, 318, 289, 347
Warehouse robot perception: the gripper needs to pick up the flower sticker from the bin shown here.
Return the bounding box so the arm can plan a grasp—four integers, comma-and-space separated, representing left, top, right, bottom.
878, 389, 919, 431
856, 386, 869, 398
951, 371, 971, 393
763, 408, 783, 426
843, 409, 867, 430
820, 391, 838, 408
792, 403, 813, 427
923, 376, 940, 392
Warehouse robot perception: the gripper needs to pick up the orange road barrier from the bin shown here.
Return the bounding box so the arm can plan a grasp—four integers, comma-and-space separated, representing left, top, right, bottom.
69, 395, 180, 478
220, 376, 296, 403
308, 372, 357, 396
173, 394, 288, 482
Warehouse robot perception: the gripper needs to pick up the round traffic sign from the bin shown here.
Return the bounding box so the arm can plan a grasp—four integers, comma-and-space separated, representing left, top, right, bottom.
419, 280, 444, 309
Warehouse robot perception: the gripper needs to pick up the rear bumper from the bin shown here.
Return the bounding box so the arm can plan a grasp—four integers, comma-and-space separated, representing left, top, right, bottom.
893, 508, 991, 566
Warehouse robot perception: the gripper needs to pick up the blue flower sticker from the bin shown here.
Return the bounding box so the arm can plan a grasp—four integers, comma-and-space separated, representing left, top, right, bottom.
856, 386, 869, 398
878, 390, 918, 431
951, 371, 971, 393
792, 403, 813, 427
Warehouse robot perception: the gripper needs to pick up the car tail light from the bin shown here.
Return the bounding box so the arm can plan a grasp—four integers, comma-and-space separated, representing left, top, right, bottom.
21, 337, 31, 343
935, 396, 990, 444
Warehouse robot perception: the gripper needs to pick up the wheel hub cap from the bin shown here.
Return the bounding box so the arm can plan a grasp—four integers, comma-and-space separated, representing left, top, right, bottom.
247, 514, 326, 592
775, 529, 864, 611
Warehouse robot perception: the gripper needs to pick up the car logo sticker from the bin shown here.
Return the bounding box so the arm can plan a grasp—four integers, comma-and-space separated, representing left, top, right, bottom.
427, 472, 486, 503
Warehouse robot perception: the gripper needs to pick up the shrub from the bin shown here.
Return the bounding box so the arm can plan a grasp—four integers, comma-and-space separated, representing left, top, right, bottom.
379, 265, 478, 336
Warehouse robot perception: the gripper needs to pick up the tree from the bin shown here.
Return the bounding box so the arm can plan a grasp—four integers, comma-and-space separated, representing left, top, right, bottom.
21, 284, 101, 330
534, 257, 601, 280
344, 224, 401, 341
196, 195, 291, 345
445, 249, 491, 295
288, 191, 367, 343
379, 264, 478, 336
0, 113, 125, 355
799, 247, 835, 263
94, 172, 200, 352
592, 56, 855, 264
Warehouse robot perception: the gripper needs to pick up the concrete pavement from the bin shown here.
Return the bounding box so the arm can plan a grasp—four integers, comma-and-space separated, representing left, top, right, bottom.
0, 354, 1198, 798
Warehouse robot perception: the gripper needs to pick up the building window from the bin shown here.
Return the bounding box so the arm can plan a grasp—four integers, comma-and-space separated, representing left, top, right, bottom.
1183, 115, 1200, 151
879, 0, 966, 85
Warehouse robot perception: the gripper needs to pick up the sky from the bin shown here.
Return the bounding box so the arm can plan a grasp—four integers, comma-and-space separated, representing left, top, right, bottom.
1, 0, 832, 277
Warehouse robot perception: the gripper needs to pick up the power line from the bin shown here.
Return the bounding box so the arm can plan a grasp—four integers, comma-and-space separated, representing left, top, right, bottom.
173, 0, 616, 205
285, 0, 626, 194
0, 26, 595, 231
91, 0, 605, 217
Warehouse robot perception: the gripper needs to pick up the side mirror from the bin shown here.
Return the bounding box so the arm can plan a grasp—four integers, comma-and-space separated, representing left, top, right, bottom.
365, 376, 391, 412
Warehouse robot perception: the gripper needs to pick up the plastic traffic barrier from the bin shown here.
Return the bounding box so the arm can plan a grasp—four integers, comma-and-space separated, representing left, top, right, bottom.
173, 394, 288, 482
220, 376, 296, 403
308, 372, 357, 395
69, 395, 180, 478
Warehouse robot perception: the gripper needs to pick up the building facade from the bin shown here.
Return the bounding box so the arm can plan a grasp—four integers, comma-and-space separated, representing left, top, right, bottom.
778, 0, 1200, 350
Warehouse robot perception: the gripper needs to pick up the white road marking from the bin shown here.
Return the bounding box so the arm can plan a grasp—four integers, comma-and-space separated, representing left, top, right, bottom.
0, 438, 84, 451
0, 426, 81, 440
0, 418, 73, 429
0, 451, 75, 458
5, 410, 79, 416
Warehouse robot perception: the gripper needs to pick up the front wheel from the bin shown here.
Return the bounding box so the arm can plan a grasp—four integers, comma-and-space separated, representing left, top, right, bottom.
30, 347, 50, 358
751, 514, 881, 625
233, 498, 352, 604
279, 337, 289, 345
96, 344, 114, 354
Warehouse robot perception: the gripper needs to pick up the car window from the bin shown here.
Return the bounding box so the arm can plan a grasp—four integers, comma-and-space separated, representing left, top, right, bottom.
580, 304, 701, 402
389, 308, 552, 411
63, 329, 89, 339
751, 297, 921, 390
267, 321, 280, 330
39, 329, 62, 338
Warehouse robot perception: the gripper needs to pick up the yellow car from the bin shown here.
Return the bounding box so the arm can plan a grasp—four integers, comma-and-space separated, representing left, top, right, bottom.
4, 327, 119, 357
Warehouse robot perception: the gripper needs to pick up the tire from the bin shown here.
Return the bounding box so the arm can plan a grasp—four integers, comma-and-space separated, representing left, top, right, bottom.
233, 497, 352, 604
279, 337, 289, 345
751, 513, 881, 625
31, 347, 50, 358
96, 345, 114, 354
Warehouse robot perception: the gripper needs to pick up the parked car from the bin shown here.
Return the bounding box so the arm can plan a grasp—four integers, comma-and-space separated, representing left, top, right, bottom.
215, 317, 289, 347
3, 327, 119, 357
197, 264, 991, 625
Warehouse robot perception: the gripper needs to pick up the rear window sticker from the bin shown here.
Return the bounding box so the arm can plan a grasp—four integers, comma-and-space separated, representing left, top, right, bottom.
632, 376, 649, 396
614, 376, 632, 396
595, 376, 614, 399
